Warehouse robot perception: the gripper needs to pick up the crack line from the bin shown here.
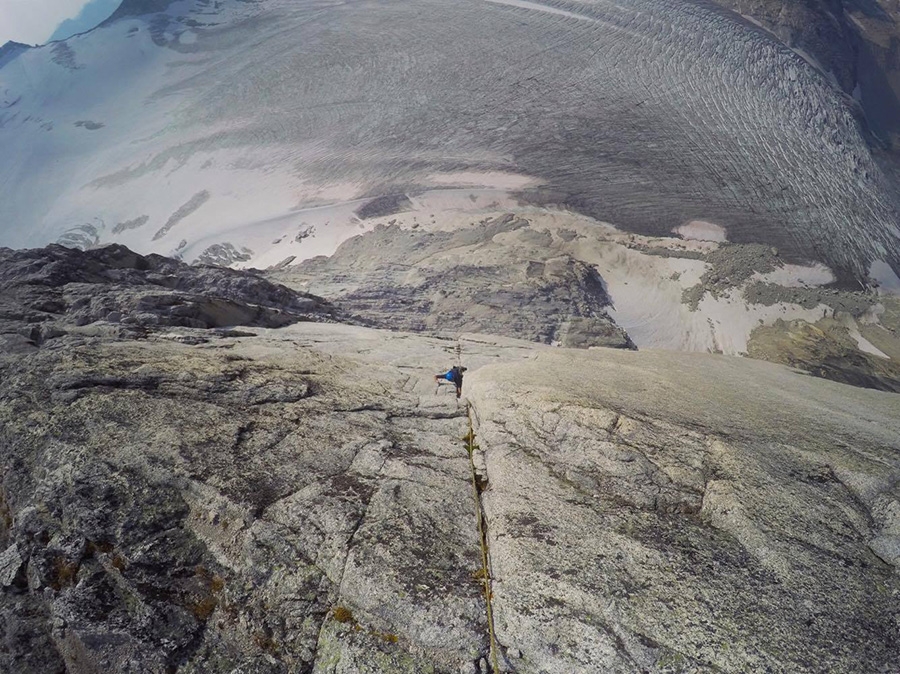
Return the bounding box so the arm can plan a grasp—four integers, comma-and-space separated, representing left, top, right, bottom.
466, 402, 502, 673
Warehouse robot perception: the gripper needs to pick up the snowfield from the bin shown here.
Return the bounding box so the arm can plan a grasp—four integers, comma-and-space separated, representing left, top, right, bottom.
0, 0, 898, 283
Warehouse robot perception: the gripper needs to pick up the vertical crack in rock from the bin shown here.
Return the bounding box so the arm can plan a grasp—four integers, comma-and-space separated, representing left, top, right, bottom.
465, 403, 502, 673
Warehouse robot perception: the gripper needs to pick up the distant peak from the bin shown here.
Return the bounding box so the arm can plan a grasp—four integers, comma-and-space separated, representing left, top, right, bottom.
0, 41, 32, 70
107, 0, 178, 21
47, 0, 124, 43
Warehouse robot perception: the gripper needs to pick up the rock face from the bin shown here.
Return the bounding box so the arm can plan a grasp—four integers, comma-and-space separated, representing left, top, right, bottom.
469, 350, 900, 672
0, 325, 492, 673
273, 210, 900, 393
0, 41, 31, 70
747, 316, 900, 393
275, 215, 635, 349
0, 244, 334, 353
1, 246, 899, 673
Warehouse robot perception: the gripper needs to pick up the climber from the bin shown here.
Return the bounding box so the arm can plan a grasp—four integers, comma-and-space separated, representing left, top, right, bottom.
434, 365, 467, 398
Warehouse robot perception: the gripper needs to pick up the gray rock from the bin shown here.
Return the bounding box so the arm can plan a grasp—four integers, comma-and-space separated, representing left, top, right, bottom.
0, 545, 23, 587
0, 244, 335, 339
467, 348, 900, 673
2, 247, 899, 673
0, 316, 493, 671
194, 243, 254, 267
275, 216, 634, 349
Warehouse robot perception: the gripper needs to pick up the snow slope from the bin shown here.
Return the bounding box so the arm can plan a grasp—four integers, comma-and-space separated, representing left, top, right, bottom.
1, 0, 898, 281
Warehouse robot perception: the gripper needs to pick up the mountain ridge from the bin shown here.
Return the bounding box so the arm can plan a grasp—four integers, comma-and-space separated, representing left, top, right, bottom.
48, 0, 124, 43
0, 41, 31, 69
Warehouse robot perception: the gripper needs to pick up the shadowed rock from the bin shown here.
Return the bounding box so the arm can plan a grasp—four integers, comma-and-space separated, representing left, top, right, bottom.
0, 243, 334, 353
276, 215, 635, 349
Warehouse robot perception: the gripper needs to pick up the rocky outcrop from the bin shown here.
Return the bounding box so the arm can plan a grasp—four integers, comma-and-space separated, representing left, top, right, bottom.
105, 0, 178, 22
0, 326, 491, 673
194, 242, 254, 267
0, 244, 334, 353
0, 41, 31, 70
747, 316, 900, 392
274, 209, 900, 392
275, 215, 634, 350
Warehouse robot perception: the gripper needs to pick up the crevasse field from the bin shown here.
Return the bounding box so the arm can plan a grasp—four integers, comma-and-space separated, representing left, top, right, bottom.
1, 0, 899, 285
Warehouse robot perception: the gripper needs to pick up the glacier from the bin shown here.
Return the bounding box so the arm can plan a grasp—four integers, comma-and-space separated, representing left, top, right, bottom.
0, 0, 898, 283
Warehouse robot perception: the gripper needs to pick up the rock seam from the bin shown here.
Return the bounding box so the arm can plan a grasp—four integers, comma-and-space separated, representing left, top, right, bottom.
466, 402, 502, 673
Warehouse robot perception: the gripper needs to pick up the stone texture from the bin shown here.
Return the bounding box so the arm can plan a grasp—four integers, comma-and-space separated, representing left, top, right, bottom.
0, 545, 23, 587
275, 215, 634, 349
0, 243, 335, 354
2, 247, 899, 673
747, 316, 900, 392
467, 349, 900, 673
0, 315, 494, 671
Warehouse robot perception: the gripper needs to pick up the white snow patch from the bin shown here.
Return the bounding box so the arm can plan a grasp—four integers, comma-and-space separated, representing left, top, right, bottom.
563, 227, 829, 353
483, 0, 595, 21
836, 314, 890, 358
693, 290, 828, 355
300, 182, 363, 205
673, 220, 728, 242
184, 198, 376, 270
755, 262, 834, 287
566, 235, 723, 351
407, 188, 524, 226
851, 329, 889, 359
213, 187, 532, 269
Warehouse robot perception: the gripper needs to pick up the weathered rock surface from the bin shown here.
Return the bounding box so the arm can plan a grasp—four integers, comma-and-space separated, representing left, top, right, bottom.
0, 41, 30, 69
274, 210, 900, 392
275, 215, 635, 350
0, 326, 492, 673
468, 349, 900, 673
747, 316, 900, 393
0, 544, 23, 587
1, 248, 899, 673
194, 242, 254, 267
0, 244, 334, 353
